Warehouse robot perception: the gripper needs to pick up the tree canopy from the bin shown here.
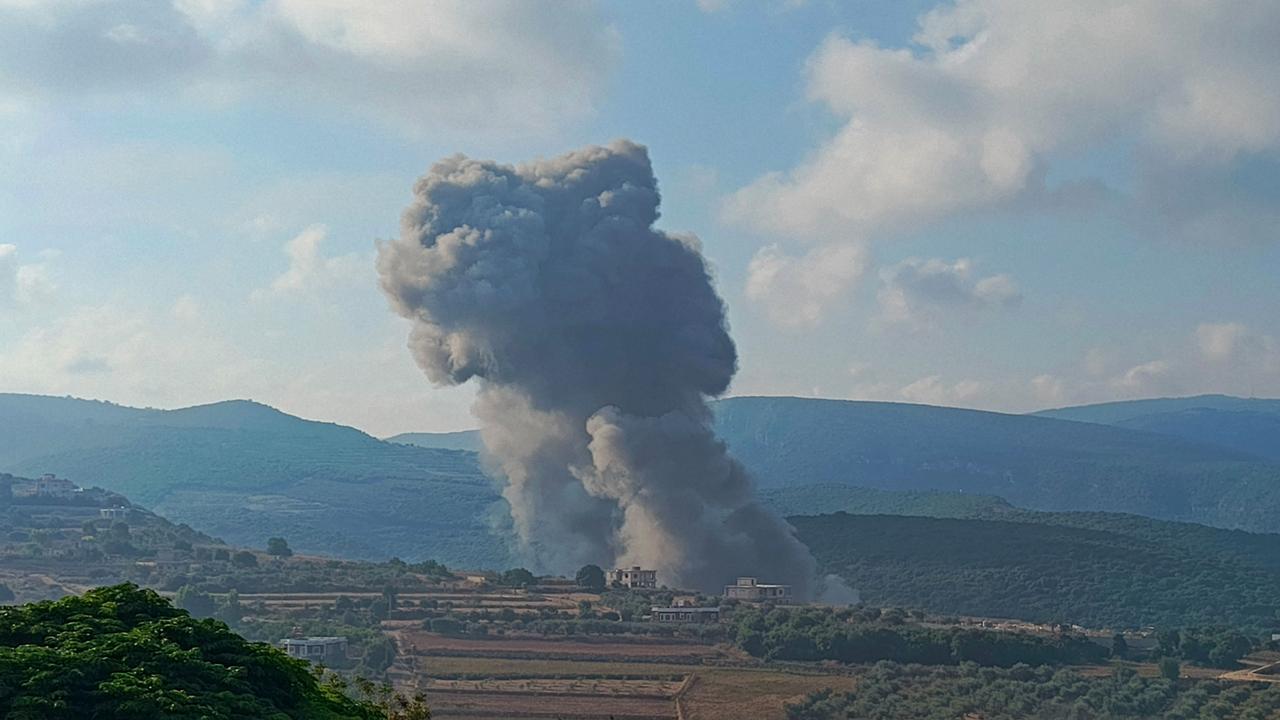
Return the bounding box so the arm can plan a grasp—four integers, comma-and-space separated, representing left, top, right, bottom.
0, 584, 388, 720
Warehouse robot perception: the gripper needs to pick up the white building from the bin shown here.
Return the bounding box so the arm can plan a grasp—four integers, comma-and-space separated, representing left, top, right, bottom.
724, 576, 792, 602
99, 507, 130, 520
280, 636, 347, 664
612, 566, 657, 589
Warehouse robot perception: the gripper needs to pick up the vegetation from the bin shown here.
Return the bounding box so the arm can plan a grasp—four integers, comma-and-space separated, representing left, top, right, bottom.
0, 394, 511, 568
268, 536, 294, 557
794, 512, 1280, 629
575, 564, 606, 591
729, 605, 1106, 667
1036, 395, 1280, 461
786, 662, 1280, 720
713, 395, 1280, 533
0, 584, 399, 719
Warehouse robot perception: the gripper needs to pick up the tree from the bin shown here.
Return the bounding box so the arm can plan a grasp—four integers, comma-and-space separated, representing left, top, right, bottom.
1111, 633, 1128, 659
499, 568, 537, 588
267, 537, 293, 557
0, 584, 405, 719
215, 589, 243, 625
175, 584, 216, 617
575, 564, 606, 591
232, 550, 259, 567
1159, 657, 1181, 681
369, 598, 389, 622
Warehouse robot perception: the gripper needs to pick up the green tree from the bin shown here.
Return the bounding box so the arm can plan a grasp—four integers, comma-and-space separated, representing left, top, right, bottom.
369, 598, 389, 622
215, 588, 243, 625
1111, 633, 1129, 659
499, 568, 536, 588
1159, 656, 1181, 681
174, 584, 215, 617
232, 550, 259, 567
267, 537, 293, 557
575, 564, 606, 591
0, 584, 394, 719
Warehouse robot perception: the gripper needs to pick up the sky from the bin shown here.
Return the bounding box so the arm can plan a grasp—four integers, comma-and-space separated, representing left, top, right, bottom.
1, 0, 1278, 437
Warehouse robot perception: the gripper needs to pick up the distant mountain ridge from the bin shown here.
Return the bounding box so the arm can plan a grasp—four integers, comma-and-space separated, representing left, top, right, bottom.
8, 392, 1280, 567
0, 393, 510, 569
1034, 394, 1280, 462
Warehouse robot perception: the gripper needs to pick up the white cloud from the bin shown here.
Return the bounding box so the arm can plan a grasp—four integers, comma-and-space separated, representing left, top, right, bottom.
899, 374, 986, 406
877, 257, 1020, 327
0, 0, 618, 136
0, 302, 265, 405
744, 241, 869, 329
254, 225, 368, 299
725, 0, 1280, 320
0, 243, 55, 306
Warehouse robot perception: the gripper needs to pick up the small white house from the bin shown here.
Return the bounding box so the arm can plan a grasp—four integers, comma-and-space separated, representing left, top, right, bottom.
280, 636, 347, 664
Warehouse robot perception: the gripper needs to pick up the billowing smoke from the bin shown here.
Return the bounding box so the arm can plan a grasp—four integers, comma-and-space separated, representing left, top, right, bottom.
378, 140, 816, 596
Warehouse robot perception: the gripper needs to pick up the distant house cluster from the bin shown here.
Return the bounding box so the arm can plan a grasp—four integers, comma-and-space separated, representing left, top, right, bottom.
724, 576, 792, 602
612, 566, 657, 589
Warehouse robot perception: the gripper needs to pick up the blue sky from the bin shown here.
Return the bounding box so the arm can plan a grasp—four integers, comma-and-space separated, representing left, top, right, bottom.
1, 0, 1278, 436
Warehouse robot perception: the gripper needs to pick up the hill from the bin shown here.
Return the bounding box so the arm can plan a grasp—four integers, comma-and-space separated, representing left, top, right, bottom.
714, 396, 1280, 533
0, 394, 510, 569
793, 511, 1280, 629
1036, 394, 1280, 462
385, 430, 483, 453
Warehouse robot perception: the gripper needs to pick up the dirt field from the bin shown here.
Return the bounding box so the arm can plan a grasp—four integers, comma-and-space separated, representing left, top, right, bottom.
427, 690, 677, 719
678, 668, 858, 720
400, 631, 735, 662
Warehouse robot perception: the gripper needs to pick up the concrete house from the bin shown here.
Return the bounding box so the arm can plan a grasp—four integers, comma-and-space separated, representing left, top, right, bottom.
724, 576, 792, 602
612, 566, 657, 589
280, 636, 348, 665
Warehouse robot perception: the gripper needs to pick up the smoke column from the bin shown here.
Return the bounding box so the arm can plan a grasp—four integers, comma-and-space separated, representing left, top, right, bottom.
378, 140, 816, 595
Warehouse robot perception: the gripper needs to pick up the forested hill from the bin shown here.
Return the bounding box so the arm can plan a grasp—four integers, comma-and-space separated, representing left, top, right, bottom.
1035, 394, 1280, 462
712, 396, 1280, 533
0, 394, 510, 569
10, 392, 1280, 568
793, 512, 1280, 630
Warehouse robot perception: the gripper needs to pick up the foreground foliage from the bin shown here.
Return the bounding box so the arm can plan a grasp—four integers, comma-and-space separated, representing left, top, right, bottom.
0, 584, 399, 719
787, 662, 1280, 720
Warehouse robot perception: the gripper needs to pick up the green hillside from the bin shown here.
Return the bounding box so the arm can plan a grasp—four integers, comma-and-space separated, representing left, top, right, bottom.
1036, 395, 1280, 462
385, 430, 483, 453
714, 396, 1280, 533
794, 512, 1280, 629
0, 394, 511, 569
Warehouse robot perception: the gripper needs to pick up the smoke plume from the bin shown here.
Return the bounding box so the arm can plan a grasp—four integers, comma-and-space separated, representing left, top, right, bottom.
378, 140, 816, 595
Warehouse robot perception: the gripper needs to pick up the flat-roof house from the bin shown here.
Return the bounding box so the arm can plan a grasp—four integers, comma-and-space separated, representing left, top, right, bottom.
724, 576, 792, 602
280, 636, 347, 665
651, 606, 720, 623
612, 566, 657, 589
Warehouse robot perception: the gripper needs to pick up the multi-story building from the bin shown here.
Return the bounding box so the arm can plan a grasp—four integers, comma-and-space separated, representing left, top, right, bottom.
612, 566, 658, 589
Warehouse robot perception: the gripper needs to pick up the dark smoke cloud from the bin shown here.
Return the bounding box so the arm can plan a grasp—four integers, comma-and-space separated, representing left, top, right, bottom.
378, 140, 815, 595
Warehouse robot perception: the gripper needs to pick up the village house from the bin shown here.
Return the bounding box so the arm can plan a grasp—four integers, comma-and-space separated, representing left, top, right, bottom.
651, 605, 720, 623
280, 636, 348, 665
35, 474, 78, 499
612, 566, 657, 589
724, 576, 792, 602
